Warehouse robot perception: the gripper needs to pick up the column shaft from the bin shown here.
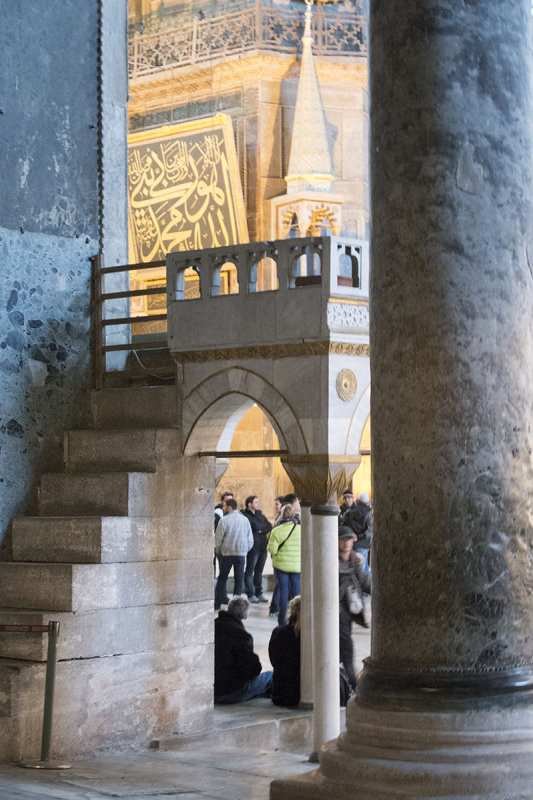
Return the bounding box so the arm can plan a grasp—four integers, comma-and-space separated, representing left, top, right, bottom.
368, 0, 533, 687
299, 504, 313, 706
310, 505, 340, 760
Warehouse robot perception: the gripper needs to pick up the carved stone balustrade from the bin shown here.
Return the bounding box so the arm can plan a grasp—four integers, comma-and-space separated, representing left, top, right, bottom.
166, 235, 369, 362
129, 2, 367, 79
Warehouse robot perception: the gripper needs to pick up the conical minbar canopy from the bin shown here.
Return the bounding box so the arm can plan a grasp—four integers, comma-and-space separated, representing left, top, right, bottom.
285, 0, 334, 194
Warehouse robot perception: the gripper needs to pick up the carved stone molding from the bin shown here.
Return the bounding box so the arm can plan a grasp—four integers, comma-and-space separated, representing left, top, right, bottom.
327, 301, 369, 330
173, 340, 370, 362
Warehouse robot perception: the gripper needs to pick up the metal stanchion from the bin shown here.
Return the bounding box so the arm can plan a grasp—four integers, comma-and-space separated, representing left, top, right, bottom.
0, 621, 72, 769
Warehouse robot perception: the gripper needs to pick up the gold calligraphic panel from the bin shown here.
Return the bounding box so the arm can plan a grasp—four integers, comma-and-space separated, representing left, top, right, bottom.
128, 114, 248, 261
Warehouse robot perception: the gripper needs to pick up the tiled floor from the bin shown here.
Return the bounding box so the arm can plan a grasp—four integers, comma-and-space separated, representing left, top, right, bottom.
0, 598, 371, 799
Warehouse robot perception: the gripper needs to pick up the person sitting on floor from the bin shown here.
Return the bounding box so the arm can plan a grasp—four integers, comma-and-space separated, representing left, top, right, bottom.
268, 595, 301, 707
214, 596, 273, 704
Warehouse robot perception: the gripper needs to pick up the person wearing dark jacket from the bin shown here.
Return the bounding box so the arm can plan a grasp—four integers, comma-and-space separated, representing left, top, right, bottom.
268, 595, 301, 707
338, 526, 371, 690
338, 488, 355, 523
342, 491, 372, 573
241, 495, 272, 603
214, 596, 272, 703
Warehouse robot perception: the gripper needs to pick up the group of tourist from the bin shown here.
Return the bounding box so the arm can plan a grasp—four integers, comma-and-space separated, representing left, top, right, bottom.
214, 490, 301, 625
213, 486, 373, 706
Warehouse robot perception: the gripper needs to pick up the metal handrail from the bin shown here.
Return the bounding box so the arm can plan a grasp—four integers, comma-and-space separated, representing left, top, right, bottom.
91, 254, 170, 389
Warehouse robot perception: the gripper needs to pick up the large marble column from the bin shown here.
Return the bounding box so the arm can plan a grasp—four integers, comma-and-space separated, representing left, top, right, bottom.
272, 1, 533, 798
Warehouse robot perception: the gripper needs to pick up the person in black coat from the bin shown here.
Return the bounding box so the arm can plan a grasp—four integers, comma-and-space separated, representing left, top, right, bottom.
268, 595, 301, 707
241, 495, 272, 603
214, 596, 272, 703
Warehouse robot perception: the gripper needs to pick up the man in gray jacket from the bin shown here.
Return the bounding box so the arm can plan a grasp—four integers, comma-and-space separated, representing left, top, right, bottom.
214, 498, 253, 610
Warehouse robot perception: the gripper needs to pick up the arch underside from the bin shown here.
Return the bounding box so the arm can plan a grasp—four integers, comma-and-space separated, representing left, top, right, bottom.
183, 367, 308, 457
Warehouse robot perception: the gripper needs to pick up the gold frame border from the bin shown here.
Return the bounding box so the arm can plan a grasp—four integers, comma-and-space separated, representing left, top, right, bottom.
127, 113, 249, 261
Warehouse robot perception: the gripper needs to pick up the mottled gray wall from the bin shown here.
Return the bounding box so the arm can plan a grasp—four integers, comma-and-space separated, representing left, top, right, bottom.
0, 0, 112, 548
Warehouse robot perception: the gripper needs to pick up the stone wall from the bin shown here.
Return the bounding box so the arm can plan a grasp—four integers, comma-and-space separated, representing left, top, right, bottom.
0, 0, 128, 548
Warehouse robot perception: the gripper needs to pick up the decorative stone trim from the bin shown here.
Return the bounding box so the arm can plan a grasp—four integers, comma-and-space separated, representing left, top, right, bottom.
336, 368, 357, 401
327, 300, 369, 330
173, 340, 370, 362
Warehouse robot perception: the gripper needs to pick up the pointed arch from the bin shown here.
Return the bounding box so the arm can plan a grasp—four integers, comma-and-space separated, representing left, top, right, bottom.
183, 367, 308, 456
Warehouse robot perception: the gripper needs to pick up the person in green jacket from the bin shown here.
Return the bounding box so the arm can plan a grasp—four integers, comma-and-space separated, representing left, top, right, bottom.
267, 503, 301, 626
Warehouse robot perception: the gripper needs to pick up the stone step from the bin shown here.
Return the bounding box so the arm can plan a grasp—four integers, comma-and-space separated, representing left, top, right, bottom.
64, 429, 158, 473
0, 601, 213, 661
0, 559, 212, 612
38, 471, 183, 517
64, 428, 182, 474
156, 703, 346, 754
38, 472, 131, 516
91, 386, 179, 430
0, 649, 213, 762
11, 515, 212, 564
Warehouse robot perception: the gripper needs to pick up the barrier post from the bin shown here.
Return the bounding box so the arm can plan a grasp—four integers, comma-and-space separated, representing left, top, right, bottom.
40, 621, 59, 762
17, 621, 70, 770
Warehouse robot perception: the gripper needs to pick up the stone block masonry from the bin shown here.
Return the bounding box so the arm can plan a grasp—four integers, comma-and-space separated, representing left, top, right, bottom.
0, 408, 217, 761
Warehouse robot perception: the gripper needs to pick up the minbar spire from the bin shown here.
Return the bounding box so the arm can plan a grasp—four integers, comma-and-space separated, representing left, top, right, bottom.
285, 0, 334, 194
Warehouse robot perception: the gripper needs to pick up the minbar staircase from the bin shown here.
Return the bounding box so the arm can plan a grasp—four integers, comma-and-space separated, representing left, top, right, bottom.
0, 385, 214, 762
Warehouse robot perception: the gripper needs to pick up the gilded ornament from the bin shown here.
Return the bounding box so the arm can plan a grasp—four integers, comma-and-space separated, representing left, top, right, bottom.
336, 369, 357, 401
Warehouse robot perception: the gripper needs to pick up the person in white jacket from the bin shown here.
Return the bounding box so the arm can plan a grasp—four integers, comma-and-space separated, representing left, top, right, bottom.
214, 498, 253, 610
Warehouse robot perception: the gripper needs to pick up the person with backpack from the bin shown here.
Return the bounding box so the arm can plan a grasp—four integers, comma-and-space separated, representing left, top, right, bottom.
338, 525, 371, 690
267, 502, 301, 626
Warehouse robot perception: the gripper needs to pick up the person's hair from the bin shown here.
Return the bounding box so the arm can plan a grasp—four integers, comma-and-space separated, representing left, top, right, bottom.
342, 489, 354, 498
221, 491, 233, 501
287, 595, 301, 635
245, 495, 257, 509
225, 498, 237, 510
275, 496, 284, 504
227, 596, 249, 621
358, 492, 370, 504
283, 493, 298, 505
279, 503, 297, 522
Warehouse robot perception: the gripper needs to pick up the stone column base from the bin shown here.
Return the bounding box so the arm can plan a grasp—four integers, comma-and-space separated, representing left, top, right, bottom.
271, 697, 533, 800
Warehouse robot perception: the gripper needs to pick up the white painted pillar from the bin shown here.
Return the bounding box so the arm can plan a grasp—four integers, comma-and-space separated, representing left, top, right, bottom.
310, 505, 340, 762
299, 503, 313, 707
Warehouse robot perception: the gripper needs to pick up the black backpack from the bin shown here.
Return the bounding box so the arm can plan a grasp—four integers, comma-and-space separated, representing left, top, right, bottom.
339, 665, 353, 707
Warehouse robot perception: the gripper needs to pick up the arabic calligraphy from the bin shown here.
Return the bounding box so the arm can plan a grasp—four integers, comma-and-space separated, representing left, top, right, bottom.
128, 122, 247, 262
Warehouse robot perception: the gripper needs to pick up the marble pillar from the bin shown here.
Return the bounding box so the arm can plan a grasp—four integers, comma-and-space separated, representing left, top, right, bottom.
271, 1, 533, 797
309, 506, 340, 762
299, 503, 314, 707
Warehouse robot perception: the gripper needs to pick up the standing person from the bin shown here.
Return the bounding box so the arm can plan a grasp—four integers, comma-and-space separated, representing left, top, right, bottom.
342, 491, 372, 573
273, 496, 284, 523
214, 490, 233, 532
214, 597, 272, 704
242, 495, 272, 603
214, 490, 233, 581
267, 502, 301, 626
269, 496, 285, 617
214, 498, 253, 610
268, 595, 301, 707
338, 488, 354, 523
338, 526, 371, 690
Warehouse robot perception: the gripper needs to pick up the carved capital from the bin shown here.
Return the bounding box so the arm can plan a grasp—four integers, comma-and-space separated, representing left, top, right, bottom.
281, 454, 361, 505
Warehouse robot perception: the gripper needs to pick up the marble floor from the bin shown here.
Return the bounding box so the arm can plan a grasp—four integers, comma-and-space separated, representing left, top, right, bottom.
0, 599, 371, 800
